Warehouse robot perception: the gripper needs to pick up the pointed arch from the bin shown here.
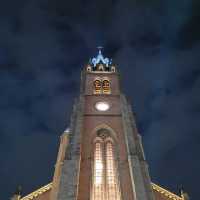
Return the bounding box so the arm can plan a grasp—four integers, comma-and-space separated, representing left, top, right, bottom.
93, 78, 102, 94
105, 141, 121, 200
90, 124, 122, 200
90, 123, 118, 144
102, 78, 111, 94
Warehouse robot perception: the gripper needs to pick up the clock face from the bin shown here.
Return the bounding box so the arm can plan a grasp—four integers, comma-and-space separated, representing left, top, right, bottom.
95, 101, 110, 111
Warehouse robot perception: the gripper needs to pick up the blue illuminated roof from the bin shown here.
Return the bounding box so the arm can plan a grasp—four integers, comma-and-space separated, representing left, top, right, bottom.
90, 48, 112, 67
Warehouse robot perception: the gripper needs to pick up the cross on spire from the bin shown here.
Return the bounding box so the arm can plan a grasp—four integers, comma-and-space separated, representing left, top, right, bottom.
97, 46, 103, 54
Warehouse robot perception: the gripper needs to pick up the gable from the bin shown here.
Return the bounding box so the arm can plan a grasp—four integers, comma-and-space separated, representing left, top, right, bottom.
152, 183, 182, 200
20, 183, 52, 200
20, 182, 182, 200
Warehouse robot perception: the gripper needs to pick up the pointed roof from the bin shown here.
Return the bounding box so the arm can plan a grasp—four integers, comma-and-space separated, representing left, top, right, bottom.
152, 183, 183, 200
20, 182, 183, 200
20, 183, 52, 200
90, 47, 112, 67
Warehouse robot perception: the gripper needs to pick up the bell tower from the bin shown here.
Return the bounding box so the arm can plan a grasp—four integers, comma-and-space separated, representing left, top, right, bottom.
50, 48, 155, 200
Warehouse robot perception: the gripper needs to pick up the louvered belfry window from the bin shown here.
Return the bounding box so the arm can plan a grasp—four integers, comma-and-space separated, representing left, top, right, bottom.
93, 78, 111, 94
91, 129, 121, 200
94, 79, 102, 94
102, 79, 111, 94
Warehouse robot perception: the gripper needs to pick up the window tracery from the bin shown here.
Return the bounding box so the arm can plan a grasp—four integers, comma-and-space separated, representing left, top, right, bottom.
93, 78, 111, 94
94, 79, 102, 94
91, 130, 121, 200
102, 79, 111, 94
92, 142, 104, 200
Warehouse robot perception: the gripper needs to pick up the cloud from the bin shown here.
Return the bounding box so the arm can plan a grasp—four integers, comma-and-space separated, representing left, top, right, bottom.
0, 0, 200, 199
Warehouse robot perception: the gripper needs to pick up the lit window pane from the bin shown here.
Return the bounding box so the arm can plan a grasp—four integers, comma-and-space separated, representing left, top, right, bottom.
106, 142, 121, 200
92, 142, 104, 200
91, 139, 121, 200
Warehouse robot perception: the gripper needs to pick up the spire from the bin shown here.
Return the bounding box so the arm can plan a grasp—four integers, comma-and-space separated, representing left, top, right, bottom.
180, 188, 190, 200
10, 186, 22, 200
64, 127, 70, 134
97, 46, 103, 55
90, 47, 112, 67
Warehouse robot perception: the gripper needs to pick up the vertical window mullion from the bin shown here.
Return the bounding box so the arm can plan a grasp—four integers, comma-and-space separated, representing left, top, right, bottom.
91, 136, 121, 200
105, 141, 121, 200
92, 142, 104, 200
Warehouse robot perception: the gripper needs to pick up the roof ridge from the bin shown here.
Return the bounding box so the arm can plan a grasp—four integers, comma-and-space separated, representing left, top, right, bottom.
152, 182, 183, 200
20, 182, 183, 200
20, 183, 52, 200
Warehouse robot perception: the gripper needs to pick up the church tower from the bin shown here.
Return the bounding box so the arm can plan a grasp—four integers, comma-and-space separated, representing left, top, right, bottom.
16, 49, 186, 200
50, 48, 155, 200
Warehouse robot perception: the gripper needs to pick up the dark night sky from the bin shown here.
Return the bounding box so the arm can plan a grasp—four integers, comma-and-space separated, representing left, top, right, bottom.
0, 0, 200, 199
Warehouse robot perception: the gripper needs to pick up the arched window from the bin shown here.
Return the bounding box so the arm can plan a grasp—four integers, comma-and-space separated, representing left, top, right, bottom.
91, 129, 121, 200
92, 141, 104, 200
102, 79, 111, 94
93, 78, 111, 95
105, 141, 121, 200
94, 79, 102, 94
97, 64, 104, 71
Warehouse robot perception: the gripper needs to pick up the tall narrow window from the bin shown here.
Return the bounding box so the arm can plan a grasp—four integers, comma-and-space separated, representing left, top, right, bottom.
106, 142, 121, 200
91, 134, 121, 200
102, 79, 111, 94
94, 79, 102, 94
92, 142, 104, 200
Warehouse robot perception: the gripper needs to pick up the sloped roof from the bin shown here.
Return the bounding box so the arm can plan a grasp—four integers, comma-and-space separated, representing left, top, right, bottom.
20, 183, 52, 200
152, 183, 182, 200
20, 182, 182, 200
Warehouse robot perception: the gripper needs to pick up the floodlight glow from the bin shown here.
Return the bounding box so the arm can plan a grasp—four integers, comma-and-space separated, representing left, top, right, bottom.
95, 102, 110, 111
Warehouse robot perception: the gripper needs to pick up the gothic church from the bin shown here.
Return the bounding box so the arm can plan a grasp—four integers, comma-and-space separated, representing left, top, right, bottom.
11, 49, 189, 200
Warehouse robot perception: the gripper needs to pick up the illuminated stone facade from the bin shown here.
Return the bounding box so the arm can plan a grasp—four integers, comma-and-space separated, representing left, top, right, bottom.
12, 50, 188, 200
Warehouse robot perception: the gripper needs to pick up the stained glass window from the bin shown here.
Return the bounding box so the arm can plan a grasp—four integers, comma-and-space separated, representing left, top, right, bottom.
92, 142, 104, 200
91, 137, 121, 200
